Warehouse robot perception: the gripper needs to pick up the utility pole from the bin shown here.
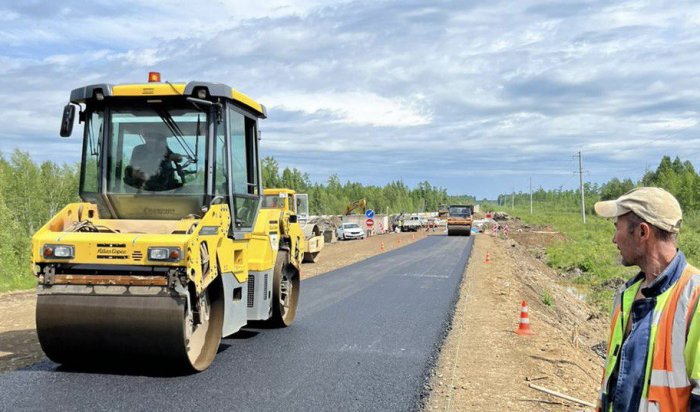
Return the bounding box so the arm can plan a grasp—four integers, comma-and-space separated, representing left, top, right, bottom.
511, 189, 514, 209
577, 151, 586, 224
529, 177, 533, 215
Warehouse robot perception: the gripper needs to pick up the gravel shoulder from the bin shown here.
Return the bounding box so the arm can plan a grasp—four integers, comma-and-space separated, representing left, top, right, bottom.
424, 231, 607, 411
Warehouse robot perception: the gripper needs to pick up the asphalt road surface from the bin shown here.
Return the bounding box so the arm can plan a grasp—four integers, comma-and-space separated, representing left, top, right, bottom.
0, 235, 473, 411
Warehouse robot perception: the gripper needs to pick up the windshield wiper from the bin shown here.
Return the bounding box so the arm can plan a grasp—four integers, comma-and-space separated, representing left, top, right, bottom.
156, 109, 197, 161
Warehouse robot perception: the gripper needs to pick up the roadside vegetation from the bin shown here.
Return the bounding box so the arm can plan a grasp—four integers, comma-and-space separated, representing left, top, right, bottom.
500, 156, 700, 311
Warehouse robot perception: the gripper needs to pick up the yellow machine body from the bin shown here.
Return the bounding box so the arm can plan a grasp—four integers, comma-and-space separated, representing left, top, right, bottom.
34, 75, 299, 372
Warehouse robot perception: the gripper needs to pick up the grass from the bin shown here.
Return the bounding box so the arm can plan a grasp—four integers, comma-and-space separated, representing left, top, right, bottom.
541, 290, 554, 307
0, 269, 36, 293
504, 205, 700, 312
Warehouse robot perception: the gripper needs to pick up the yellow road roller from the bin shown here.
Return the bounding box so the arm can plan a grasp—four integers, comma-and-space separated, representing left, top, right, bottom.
262, 188, 324, 263
32, 73, 306, 372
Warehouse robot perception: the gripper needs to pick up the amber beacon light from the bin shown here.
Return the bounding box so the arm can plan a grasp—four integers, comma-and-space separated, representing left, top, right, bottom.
148, 72, 161, 82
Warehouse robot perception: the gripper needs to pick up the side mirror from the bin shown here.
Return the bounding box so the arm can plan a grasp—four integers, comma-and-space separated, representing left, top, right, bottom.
289, 214, 298, 224
60, 104, 76, 137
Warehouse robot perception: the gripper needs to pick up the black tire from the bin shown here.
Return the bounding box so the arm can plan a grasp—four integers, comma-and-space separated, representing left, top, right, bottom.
268, 251, 300, 327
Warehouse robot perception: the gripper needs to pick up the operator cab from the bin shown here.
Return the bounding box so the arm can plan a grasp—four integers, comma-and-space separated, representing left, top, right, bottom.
60, 74, 267, 232
261, 189, 309, 221
448, 205, 473, 217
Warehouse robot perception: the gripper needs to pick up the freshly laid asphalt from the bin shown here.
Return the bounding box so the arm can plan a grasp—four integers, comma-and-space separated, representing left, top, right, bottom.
0, 235, 473, 412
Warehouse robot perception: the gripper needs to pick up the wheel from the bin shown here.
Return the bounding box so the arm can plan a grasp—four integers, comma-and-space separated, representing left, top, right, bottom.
268, 251, 300, 327
183, 279, 224, 371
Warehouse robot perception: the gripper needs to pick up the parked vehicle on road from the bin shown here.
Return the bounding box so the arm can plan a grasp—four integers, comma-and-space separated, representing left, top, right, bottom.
337, 222, 365, 240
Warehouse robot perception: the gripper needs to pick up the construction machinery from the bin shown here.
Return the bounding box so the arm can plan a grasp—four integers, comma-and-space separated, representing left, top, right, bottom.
438, 205, 449, 220
391, 212, 424, 232
33, 73, 303, 372
262, 188, 324, 263
446, 205, 474, 236
344, 199, 367, 216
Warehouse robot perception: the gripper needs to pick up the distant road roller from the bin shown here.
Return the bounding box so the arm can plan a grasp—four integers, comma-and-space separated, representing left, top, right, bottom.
446, 204, 473, 236
33, 73, 306, 372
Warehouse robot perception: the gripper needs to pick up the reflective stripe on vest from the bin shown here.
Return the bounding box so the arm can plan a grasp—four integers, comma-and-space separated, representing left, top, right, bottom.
599, 262, 700, 411
644, 264, 700, 411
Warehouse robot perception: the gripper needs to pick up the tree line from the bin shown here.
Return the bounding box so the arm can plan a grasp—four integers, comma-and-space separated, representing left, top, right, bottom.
261, 157, 472, 215
497, 155, 700, 214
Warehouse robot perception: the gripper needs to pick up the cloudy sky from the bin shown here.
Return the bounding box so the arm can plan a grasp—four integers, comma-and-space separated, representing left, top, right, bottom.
1, 0, 699, 199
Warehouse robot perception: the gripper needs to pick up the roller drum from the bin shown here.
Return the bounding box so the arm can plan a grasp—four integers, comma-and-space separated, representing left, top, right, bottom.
36, 286, 223, 372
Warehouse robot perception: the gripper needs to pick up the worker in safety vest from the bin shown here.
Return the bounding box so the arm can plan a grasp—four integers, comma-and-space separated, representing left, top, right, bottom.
594, 187, 700, 411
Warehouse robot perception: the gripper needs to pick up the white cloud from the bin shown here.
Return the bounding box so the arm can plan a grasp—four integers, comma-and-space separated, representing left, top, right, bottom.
265, 91, 432, 127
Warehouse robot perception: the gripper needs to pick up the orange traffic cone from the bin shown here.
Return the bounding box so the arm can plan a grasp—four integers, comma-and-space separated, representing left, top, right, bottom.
515, 300, 535, 336
484, 252, 492, 264
380, 242, 385, 251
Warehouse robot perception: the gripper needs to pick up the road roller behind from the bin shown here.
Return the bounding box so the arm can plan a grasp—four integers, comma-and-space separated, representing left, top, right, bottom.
446, 204, 473, 236
32, 73, 304, 372
262, 188, 324, 263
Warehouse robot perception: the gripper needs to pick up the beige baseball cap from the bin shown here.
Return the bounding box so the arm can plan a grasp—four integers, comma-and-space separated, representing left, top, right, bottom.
594, 187, 682, 233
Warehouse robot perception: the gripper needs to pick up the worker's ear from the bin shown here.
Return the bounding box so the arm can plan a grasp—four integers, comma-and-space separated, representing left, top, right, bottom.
639, 222, 650, 240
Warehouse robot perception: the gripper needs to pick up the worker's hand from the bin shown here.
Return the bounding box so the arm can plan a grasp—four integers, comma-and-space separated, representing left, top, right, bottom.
133, 169, 147, 180
169, 153, 183, 163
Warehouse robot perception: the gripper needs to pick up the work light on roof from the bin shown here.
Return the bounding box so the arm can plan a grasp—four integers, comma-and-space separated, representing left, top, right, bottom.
148, 72, 161, 83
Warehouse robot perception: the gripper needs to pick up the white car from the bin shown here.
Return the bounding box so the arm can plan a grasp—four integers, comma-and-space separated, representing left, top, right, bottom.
336, 222, 365, 240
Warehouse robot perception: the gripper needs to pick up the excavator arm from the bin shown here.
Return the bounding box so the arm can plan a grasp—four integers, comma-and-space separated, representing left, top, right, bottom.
344, 199, 367, 215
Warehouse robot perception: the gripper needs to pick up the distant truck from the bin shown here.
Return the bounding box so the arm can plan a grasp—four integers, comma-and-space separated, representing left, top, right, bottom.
396, 215, 424, 232
446, 205, 473, 236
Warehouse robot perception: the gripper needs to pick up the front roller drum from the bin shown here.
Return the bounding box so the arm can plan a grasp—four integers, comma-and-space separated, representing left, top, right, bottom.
36, 284, 224, 372
447, 225, 472, 237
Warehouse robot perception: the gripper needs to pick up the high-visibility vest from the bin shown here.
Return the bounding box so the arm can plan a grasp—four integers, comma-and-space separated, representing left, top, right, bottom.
598, 262, 700, 411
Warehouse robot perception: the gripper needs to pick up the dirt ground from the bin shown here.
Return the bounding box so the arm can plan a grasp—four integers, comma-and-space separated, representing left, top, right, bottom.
424, 226, 607, 411
0, 230, 429, 373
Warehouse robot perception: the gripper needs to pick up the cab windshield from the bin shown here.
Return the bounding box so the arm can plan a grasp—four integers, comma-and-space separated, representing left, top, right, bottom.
449, 206, 472, 217
262, 195, 283, 208
80, 103, 209, 220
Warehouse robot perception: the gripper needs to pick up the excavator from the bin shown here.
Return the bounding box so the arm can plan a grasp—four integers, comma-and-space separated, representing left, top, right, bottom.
32, 73, 305, 372
344, 199, 367, 215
